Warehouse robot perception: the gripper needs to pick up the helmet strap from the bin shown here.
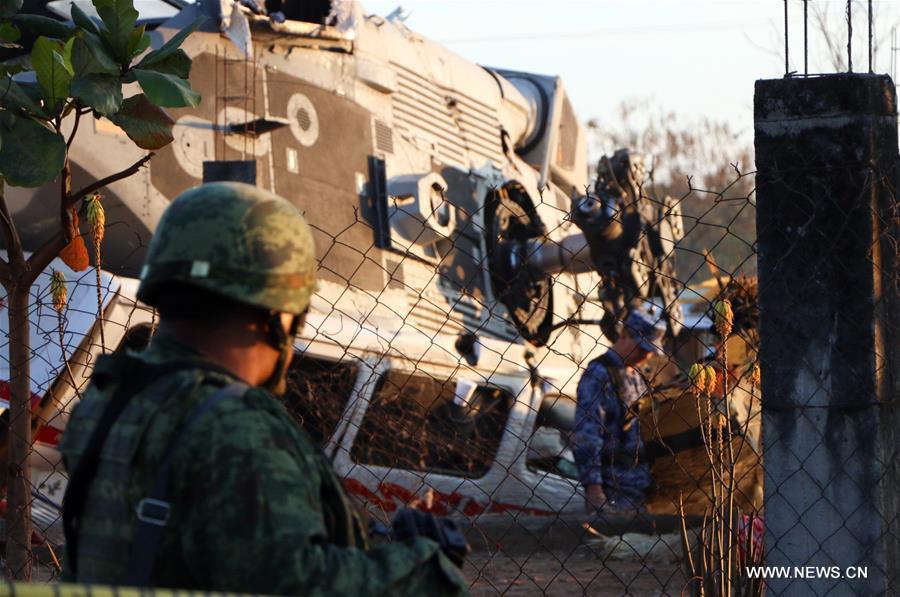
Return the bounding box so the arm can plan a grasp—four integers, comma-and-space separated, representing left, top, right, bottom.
262, 311, 300, 396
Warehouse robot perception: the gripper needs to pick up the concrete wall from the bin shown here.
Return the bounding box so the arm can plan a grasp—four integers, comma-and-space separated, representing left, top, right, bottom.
755, 74, 900, 596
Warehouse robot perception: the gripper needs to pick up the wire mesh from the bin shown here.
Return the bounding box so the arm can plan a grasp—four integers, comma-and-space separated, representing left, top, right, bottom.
0, 153, 773, 596
0, 1, 896, 593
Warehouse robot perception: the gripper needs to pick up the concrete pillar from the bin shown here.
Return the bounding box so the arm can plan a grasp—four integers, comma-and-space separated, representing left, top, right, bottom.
755, 74, 900, 596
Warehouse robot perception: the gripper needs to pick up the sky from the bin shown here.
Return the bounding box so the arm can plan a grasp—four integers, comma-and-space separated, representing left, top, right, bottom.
363, 1, 900, 142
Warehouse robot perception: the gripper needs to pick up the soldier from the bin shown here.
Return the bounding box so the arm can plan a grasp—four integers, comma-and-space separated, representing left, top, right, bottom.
572, 309, 666, 513
59, 182, 468, 595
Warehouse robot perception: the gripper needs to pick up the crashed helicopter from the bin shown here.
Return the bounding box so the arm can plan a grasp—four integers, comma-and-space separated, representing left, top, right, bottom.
4, 0, 695, 537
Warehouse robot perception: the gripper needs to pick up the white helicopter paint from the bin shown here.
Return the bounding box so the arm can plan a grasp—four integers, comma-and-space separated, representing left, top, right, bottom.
6, 0, 686, 538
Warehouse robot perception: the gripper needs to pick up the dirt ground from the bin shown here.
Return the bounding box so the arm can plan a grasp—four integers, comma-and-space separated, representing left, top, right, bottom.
28, 525, 689, 595
464, 536, 687, 596
28, 545, 685, 595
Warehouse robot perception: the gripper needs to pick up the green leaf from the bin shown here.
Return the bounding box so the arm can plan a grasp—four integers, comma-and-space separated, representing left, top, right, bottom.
0, 21, 19, 48
70, 2, 100, 36
64, 36, 75, 64
93, 0, 138, 61
0, 21, 19, 43
136, 48, 190, 78
134, 68, 200, 108
31, 36, 74, 111
109, 93, 174, 149
70, 36, 94, 74
71, 73, 121, 116
127, 24, 149, 58
72, 32, 120, 75
136, 18, 203, 70
0, 0, 23, 20
13, 14, 73, 40
0, 76, 46, 116
0, 54, 31, 77
0, 115, 66, 187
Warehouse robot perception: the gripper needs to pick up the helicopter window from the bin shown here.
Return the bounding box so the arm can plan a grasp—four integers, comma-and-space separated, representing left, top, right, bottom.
283, 353, 359, 447
350, 370, 513, 477
526, 394, 579, 480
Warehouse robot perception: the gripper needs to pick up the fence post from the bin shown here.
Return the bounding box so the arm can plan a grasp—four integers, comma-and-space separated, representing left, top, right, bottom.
754, 74, 900, 595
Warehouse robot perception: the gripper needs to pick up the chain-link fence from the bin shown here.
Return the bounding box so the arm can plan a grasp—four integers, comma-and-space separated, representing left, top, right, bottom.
6, 135, 899, 597
0, 1, 896, 595
0, 151, 773, 596
6, 15, 900, 590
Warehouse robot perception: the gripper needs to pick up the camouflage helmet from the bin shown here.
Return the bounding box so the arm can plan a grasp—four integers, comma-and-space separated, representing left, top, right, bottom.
137, 182, 316, 315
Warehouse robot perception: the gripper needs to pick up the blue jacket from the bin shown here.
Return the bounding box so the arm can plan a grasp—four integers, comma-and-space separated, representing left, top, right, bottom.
572, 351, 653, 504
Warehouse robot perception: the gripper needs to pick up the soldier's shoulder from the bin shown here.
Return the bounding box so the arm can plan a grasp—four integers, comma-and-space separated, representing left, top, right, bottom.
189, 384, 314, 450
175, 384, 323, 487
577, 358, 614, 396
583, 358, 612, 379
209, 384, 289, 418
59, 379, 111, 458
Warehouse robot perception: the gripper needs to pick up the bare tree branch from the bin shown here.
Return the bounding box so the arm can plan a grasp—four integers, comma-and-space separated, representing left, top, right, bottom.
60, 161, 73, 243
67, 152, 154, 208
808, 0, 887, 73
0, 190, 23, 262
812, 4, 847, 71
0, 183, 23, 286
27, 153, 155, 282
0, 255, 10, 284
66, 108, 82, 152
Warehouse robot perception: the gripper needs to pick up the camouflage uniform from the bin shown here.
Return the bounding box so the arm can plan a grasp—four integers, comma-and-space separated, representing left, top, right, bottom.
59, 183, 468, 595
572, 311, 665, 508
571, 351, 653, 508
60, 337, 465, 594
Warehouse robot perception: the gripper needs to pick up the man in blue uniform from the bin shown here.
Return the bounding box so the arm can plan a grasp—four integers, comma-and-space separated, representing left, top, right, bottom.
573, 309, 666, 512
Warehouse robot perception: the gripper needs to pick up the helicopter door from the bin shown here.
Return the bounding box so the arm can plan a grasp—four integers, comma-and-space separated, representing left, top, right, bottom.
525, 392, 579, 481
484, 380, 583, 515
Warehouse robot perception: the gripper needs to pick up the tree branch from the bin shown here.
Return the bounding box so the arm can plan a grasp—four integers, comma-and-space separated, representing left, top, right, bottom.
27, 153, 155, 282
66, 152, 154, 208
60, 161, 73, 243
0, 187, 23, 260
0, 184, 22, 286
24, 234, 66, 286
66, 108, 82, 152
0, 254, 10, 284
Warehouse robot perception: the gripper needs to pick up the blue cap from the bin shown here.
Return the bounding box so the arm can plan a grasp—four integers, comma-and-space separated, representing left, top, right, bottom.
623, 309, 667, 355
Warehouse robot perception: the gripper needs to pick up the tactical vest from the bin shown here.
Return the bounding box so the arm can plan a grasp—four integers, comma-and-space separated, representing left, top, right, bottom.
61, 351, 365, 585
593, 352, 646, 467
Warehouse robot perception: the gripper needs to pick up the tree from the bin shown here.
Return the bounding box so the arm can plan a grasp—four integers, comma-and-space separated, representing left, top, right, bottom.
0, 0, 200, 578
586, 99, 756, 285
751, 0, 891, 75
